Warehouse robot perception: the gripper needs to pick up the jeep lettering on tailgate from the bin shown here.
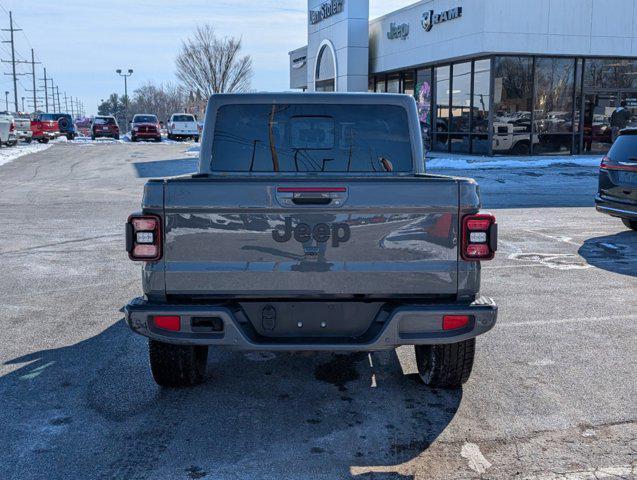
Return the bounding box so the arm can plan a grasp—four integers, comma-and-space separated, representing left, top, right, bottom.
272, 218, 350, 247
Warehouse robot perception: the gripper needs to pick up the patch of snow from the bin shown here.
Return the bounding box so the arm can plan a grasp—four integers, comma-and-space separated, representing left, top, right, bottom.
0, 142, 52, 168
426, 153, 602, 170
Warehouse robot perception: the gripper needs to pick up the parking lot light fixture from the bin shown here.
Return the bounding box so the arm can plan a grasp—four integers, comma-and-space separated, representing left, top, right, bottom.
116, 68, 134, 130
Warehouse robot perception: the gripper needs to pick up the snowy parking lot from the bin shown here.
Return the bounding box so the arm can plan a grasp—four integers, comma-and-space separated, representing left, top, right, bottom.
0, 142, 634, 479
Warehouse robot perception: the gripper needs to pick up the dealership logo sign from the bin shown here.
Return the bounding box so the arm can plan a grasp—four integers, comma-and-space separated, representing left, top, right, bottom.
387, 22, 410, 40
422, 6, 463, 32
310, 0, 344, 25
292, 55, 307, 69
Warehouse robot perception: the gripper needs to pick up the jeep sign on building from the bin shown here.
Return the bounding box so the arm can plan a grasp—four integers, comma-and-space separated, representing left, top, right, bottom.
290, 0, 637, 156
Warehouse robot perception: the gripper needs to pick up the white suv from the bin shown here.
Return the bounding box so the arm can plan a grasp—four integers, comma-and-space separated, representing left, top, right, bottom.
167, 113, 200, 142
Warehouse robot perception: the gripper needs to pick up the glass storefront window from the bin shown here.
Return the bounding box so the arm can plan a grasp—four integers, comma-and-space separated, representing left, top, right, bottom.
493, 56, 533, 155
416, 68, 433, 152
434, 66, 451, 151
403, 70, 415, 96
584, 59, 637, 89
387, 74, 400, 93
450, 62, 471, 133
472, 59, 491, 135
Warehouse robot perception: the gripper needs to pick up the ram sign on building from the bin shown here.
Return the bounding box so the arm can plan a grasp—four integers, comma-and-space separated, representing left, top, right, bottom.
289, 0, 637, 156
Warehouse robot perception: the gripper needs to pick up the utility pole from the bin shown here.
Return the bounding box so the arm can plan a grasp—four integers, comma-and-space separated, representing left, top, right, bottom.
30, 50, 38, 113
1, 12, 22, 112
64, 92, 68, 112
55, 85, 61, 113
48, 79, 56, 112
69, 95, 74, 117
41, 67, 49, 112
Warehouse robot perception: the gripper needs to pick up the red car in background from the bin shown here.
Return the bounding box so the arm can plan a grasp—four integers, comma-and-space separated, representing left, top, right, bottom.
75, 117, 92, 137
91, 115, 120, 140
130, 114, 161, 142
30, 113, 60, 143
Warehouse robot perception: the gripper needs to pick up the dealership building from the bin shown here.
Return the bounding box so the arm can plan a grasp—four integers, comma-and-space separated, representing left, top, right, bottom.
289, 0, 637, 155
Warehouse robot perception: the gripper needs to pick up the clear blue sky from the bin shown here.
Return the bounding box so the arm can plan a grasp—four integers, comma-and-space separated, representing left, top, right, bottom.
0, 1, 414, 114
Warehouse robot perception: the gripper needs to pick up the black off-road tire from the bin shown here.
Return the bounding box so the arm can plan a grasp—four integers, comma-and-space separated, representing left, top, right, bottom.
622, 218, 637, 231
415, 338, 475, 389
512, 141, 530, 155
148, 340, 208, 388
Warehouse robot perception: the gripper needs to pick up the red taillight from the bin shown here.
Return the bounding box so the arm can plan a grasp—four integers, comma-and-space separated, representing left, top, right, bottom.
600, 155, 610, 169
461, 213, 497, 261
153, 316, 180, 332
126, 214, 162, 261
9, 122, 15, 132
443, 315, 470, 331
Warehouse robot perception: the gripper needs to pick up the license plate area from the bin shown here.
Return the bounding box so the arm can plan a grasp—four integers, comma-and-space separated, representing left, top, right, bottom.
239, 301, 383, 338
617, 170, 637, 186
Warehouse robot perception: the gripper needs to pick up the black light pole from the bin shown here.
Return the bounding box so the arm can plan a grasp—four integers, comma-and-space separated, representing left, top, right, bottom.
116, 68, 133, 130
21, 96, 24, 112
4, 91, 8, 111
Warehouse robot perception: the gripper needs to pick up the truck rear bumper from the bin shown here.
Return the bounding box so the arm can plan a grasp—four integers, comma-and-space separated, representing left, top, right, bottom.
124, 297, 497, 351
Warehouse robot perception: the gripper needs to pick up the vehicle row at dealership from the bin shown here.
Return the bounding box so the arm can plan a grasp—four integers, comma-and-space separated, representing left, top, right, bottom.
0, 111, 202, 144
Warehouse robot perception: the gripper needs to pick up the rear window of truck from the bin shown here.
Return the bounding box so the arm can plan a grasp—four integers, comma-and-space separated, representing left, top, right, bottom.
210, 104, 413, 173
173, 115, 195, 122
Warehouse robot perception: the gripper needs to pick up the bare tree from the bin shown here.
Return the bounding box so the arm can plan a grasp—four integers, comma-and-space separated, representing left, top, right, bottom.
176, 25, 253, 97
129, 81, 187, 124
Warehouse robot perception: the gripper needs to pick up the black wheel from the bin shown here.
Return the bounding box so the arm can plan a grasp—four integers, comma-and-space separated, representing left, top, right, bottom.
7, 141, 17, 147
148, 340, 208, 388
40, 138, 49, 144
622, 218, 637, 231
24, 137, 32, 144
66, 134, 74, 141
156, 136, 162, 142
512, 141, 530, 155
131, 135, 137, 142
114, 134, 120, 140
415, 339, 475, 389
194, 136, 200, 143
167, 133, 173, 140
91, 135, 96, 141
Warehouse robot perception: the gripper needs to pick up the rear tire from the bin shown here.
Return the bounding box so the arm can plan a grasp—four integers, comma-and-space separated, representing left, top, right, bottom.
131, 135, 137, 142
156, 136, 162, 142
194, 136, 200, 143
148, 340, 208, 388
91, 135, 96, 141
40, 138, 49, 144
24, 137, 32, 144
415, 339, 475, 389
114, 134, 120, 140
622, 218, 637, 231
512, 141, 530, 155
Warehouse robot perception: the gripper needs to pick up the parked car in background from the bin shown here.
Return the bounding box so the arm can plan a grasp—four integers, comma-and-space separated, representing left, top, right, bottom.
76, 117, 92, 137
167, 113, 200, 142
131, 114, 161, 142
0, 112, 17, 146
91, 115, 120, 140
31, 113, 61, 143
12, 112, 32, 143
56, 113, 78, 140
596, 129, 637, 230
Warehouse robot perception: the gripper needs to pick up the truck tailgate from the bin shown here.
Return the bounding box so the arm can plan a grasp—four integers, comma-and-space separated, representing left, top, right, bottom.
162, 179, 460, 298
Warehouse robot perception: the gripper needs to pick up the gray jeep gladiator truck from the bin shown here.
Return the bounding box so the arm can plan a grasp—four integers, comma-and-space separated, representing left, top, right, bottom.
124, 93, 498, 389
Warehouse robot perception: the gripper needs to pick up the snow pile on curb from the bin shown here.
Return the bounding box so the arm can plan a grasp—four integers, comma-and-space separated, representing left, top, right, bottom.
426, 154, 603, 170
184, 145, 200, 157
0, 143, 52, 168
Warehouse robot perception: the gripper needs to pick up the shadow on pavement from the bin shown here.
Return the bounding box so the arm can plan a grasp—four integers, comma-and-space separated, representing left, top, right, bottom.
133, 158, 198, 178
1, 321, 461, 480
578, 231, 637, 277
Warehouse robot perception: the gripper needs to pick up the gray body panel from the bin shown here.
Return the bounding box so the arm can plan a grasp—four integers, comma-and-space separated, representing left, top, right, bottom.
131, 93, 492, 347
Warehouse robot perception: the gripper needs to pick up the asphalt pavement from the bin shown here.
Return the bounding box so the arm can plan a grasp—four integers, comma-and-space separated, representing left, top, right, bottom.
0, 142, 635, 480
